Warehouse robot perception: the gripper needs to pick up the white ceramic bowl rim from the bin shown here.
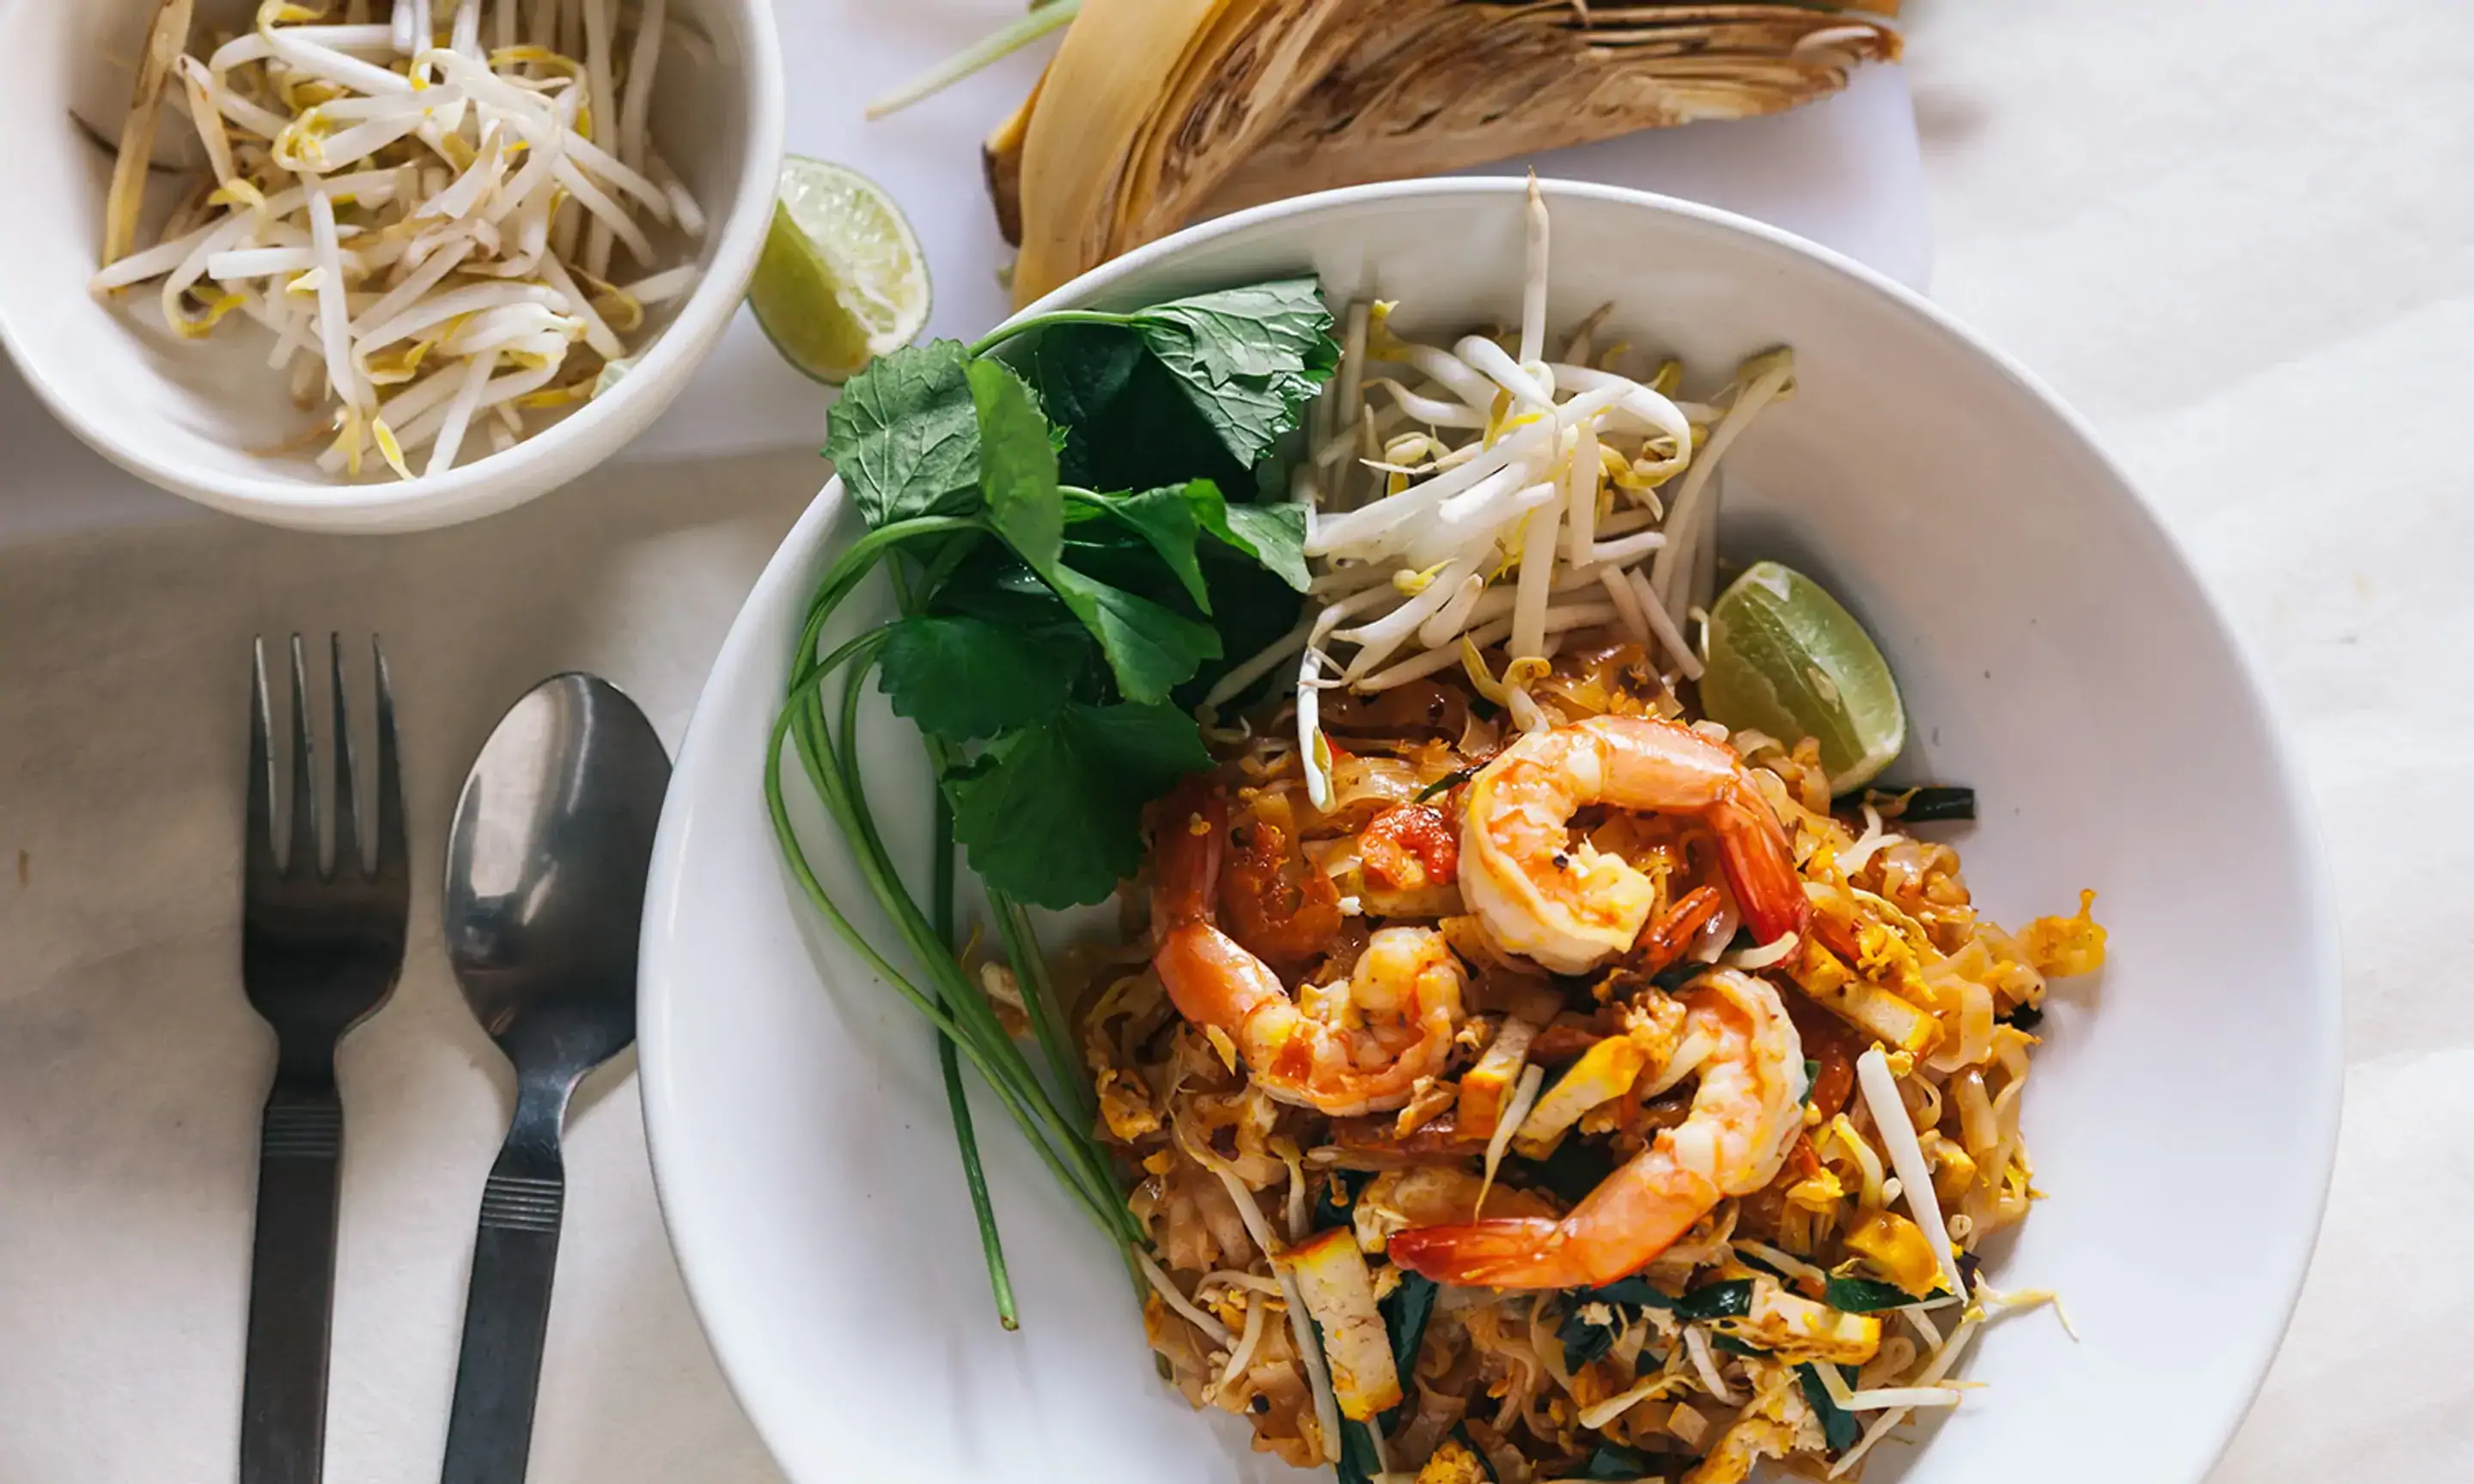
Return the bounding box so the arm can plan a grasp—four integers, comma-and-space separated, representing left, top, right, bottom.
0, 0, 785, 524
643, 175, 2343, 1481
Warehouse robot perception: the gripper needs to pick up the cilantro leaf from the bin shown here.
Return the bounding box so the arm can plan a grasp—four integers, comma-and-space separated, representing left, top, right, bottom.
967, 357, 1063, 575
1050, 567, 1221, 705
1027, 324, 1247, 496
824, 339, 980, 527
1069, 485, 1212, 612
947, 702, 1210, 908
1174, 546, 1306, 711
876, 615, 1079, 743
1186, 484, 1310, 592
1130, 278, 1338, 468
1134, 280, 1336, 382
1026, 324, 1145, 453
966, 362, 1222, 702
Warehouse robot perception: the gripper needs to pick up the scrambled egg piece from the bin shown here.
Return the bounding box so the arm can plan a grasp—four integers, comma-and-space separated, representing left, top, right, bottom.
1415, 1438, 1490, 1484
1844, 1209, 1943, 1298
2021, 890, 2108, 977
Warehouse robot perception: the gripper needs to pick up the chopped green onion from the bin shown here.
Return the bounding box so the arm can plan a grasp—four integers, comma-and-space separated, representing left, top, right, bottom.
1800, 1363, 1863, 1454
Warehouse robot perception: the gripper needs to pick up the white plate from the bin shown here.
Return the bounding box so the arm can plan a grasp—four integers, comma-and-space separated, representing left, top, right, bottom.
640, 179, 2340, 1484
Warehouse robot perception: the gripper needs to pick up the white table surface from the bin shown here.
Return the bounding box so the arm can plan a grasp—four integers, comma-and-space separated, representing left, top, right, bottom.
3, 2, 2470, 1481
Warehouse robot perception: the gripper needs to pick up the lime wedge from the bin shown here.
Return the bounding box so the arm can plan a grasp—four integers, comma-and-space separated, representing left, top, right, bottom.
1701, 561, 1906, 793
747, 157, 930, 384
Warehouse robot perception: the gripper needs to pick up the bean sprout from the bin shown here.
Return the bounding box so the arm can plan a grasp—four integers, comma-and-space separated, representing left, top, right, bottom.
1261, 199, 1794, 730
92, 0, 700, 484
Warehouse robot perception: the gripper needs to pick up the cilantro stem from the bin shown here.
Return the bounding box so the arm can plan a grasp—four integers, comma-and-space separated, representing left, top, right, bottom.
886, 554, 1020, 1327
989, 889, 1092, 1131
965, 309, 1141, 360
933, 791, 1017, 1331
773, 590, 1136, 1245
810, 514, 982, 627
776, 657, 1123, 1234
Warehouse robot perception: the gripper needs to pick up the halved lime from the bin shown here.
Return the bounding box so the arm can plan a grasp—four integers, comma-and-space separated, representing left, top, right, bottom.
747, 157, 930, 384
1701, 561, 1906, 793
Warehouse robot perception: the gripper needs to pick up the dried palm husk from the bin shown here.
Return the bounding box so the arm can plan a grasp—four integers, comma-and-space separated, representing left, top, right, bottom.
991, 1, 1899, 307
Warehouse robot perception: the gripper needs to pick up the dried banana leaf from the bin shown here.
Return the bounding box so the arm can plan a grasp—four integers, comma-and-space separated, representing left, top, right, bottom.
994, 0, 1899, 307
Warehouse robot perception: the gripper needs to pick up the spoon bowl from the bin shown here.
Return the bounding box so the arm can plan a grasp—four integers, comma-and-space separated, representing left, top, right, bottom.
444, 674, 667, 1078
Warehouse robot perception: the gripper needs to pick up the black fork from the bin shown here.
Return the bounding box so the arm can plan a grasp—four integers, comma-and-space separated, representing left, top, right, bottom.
239, 636, 410, 1484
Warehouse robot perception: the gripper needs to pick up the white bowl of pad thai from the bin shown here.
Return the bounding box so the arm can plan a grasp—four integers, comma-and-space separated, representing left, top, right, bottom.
638, 179, 2340, 1484
0, 0, 781, 532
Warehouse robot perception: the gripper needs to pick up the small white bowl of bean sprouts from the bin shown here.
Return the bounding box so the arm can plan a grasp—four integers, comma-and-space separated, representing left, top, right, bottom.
0, 0, 782, 532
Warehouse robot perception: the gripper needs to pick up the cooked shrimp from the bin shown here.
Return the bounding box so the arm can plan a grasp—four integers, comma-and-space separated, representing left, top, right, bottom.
1220, 814, 1344, 967
1459, 715, 1807, 976
1153, 782, 1466, 1116
1387, 970, 1804, 1289
1633, 884, 1725, 975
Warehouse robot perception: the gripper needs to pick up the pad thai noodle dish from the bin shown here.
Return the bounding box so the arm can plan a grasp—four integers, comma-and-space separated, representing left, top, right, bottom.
1076, 216, 2105, 1481
773, 186, 2107, 1484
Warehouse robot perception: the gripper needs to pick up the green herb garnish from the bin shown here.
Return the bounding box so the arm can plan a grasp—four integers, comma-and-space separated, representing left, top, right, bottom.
1576, 1443, 1667, 1480
1520, 1136, 1621, 1205
1824, 1275, 1949, 1312
1799, 1363, 1864, 1454
1673, 1278, 1756, 1321
1379, 1271, 1441, 1431
767, 280, 1338, 1326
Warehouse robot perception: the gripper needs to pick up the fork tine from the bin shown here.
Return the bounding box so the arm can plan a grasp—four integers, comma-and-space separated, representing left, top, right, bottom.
287, 635, 319, 878
247, 639, 282, 895
330, 634, 362, 878
372, 636, 407, 888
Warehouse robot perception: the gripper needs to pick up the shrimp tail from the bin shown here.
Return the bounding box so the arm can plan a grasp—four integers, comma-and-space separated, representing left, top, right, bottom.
1713, 778, 1810, 946
1635, 884, 1724, 970
1150, 776, 1225, 933
1386, 1218, 1588, 1289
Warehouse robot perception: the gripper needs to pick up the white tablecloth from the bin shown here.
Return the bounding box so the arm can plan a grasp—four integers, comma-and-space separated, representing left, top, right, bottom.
3, 2, 2469, 1480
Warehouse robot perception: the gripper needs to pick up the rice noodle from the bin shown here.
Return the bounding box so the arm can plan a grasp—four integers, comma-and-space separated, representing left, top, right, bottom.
1681, 1324, 1736, 1404
1207, 1167, 1341, 1464
1138, 1248, 1235, 1349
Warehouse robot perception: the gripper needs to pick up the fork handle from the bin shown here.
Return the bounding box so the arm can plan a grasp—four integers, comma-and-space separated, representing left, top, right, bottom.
440, 1116, 567, 1484
239, 1081, 344, 1484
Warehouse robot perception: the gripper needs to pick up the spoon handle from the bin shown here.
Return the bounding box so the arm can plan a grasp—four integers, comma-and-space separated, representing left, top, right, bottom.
440, 1123, 565, 1484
